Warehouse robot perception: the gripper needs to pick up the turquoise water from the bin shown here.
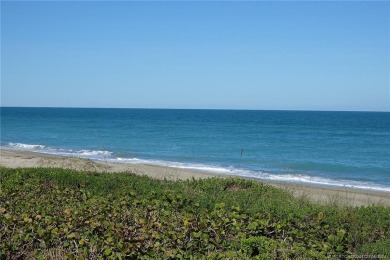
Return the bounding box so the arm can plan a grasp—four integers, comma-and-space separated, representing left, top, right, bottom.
1, 107, 389, 192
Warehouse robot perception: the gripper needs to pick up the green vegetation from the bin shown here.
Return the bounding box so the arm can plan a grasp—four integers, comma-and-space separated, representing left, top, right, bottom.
1, 167, 389, 259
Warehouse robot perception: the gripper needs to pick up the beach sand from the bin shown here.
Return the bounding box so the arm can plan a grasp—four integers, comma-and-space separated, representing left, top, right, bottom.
1, 149, 389, 207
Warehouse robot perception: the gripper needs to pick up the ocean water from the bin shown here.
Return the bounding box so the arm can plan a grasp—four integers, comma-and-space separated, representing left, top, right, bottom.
1, 107, 389, 192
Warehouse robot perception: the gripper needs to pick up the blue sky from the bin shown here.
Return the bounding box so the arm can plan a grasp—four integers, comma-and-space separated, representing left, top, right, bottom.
1, 1, 389, 111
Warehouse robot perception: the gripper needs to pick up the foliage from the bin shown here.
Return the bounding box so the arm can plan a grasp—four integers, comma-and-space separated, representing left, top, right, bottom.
358, 238, 390, 256
1, 167, 389, 259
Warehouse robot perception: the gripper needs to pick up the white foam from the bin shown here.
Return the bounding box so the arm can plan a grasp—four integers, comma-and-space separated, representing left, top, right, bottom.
76, 150, 112, 156
9, 142, 46, 149
232, 171, 390, 193
4, 142, 112, 159
110, 158, 236, 174
108, 157, 390, 192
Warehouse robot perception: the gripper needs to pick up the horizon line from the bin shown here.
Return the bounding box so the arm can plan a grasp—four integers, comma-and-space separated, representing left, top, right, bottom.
0, 106, 389, 113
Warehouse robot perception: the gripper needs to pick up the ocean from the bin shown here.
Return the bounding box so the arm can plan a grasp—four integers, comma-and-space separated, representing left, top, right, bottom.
1, 107, 389, 192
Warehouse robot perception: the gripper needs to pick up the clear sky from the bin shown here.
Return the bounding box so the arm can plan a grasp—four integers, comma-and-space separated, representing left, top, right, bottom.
1, 1, 389, 111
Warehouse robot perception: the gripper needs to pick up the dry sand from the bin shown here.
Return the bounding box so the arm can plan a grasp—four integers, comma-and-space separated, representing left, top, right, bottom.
1, 149, 389, 207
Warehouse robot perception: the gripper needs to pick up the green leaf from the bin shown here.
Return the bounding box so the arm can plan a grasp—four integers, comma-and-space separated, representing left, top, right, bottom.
67, 233, 76, 239
247, 222, 257, 230
104, 248, 111, 256
337, 229, 346, 239
317, 212, 324, 221
193, 231, 202, 238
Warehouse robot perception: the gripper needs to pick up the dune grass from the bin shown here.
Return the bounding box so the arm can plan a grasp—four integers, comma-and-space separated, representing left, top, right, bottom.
1, 167, 389, 259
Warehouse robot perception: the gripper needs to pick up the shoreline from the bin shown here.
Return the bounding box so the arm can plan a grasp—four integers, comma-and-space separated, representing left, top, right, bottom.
1, 149, 389, 206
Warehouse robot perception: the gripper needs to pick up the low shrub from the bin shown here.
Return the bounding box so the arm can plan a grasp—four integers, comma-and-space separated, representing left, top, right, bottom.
1, 167, 389, 259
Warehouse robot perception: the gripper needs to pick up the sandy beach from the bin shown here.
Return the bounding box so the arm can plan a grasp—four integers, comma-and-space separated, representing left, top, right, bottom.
1, 149, 389, 207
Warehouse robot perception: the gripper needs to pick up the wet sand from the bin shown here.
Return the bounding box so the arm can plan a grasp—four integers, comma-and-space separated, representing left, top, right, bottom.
1, 149, 389, 206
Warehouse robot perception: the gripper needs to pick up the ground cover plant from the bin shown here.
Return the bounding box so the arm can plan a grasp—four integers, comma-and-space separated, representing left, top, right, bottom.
1, 167, 389, 259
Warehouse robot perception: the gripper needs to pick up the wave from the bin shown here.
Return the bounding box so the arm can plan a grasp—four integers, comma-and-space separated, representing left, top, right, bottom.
112, 157, 238, 174
3, 142, 390, 193
5, 142, 112, 159
8, 142, 47, 149
76, 150, 112, 156
109, 157, 390, 192
236, 171, 390, 193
